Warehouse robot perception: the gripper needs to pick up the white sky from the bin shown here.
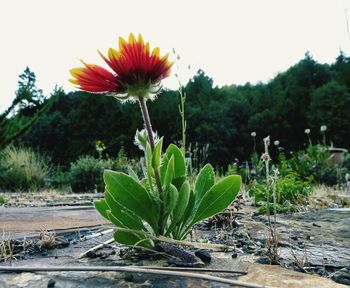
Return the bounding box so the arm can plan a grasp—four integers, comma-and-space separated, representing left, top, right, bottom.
1, 0, 350, 112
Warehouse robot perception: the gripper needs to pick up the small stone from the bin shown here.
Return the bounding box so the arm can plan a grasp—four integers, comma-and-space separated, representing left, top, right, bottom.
195, 249, 211, 263
248, 245, 257, 251
233, 220, 243, 227
231, 252, 238, 258
315, 267, 327, 276
329, 269, 350, 285
255, 256, 272, 264
309, 236, 315, 241
254, 247, 268, 256
86, 251, 97, 258
124, 273, 134, 282
47, 279, 56, 288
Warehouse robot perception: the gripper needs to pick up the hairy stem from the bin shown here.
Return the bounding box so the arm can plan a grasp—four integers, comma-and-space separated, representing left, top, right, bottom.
138, 97, 165, 235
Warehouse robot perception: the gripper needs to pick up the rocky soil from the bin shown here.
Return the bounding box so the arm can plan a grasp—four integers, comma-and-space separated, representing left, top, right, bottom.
0, 191, 349, 287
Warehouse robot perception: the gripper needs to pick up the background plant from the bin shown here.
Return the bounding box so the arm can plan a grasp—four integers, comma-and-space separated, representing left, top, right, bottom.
68, 155, 114, 193
0, 145, 50, 191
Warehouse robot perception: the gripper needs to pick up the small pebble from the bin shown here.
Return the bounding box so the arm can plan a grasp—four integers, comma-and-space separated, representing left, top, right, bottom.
195, 249, 211, 263
47, 279, 56, 288
124, 274, 134, 282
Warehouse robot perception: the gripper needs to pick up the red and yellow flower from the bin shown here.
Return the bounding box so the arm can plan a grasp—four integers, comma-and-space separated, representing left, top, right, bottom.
70, 33, 173, 101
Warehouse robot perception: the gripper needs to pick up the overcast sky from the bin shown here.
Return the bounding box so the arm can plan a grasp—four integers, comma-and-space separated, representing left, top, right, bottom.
1, 0, 350, 112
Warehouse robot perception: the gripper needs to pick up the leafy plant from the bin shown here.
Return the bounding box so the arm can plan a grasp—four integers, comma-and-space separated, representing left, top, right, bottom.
287, 144, 339, 186
68, 156, 113, 192
71, 33, 241, 247
96, 142, 241, 246
248, 172, 312, 212
0, 145, 50, 191
0, 195, 7, 205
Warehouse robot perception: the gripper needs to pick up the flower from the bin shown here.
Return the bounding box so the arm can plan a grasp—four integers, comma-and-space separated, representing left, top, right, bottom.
320, 125, 327, 132
251, 132, 256, 137
263, 136, 270, 147
70, 33, 173, 101
273, 140, 280, 146
304, 128, 310, 134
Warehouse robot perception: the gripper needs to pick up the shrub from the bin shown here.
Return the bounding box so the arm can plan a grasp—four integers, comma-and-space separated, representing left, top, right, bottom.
288, 144, 337, 185
0, 146, 50, 191
49, 165, 70, 189
248, 172, 312, 213
0, 195, 7, 205
68, 156, 113, 192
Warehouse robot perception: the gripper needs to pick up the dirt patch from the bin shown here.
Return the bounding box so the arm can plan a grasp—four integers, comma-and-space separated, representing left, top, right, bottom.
0, 206, 107, 239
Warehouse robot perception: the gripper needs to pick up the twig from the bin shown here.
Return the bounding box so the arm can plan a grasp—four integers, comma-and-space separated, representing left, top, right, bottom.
156, 235, 235, 251
82, 229, 113, 240
78, 238, 114, 259
134, 266, 248, 274
0, 266, 268, 288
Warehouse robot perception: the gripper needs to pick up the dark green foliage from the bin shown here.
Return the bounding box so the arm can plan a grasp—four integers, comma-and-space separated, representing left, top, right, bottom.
343, 153, 350, 170
248, 172, 312, 213
308, 81, 350, 145
0, 67, 49, 149
288, 145, 338, 186
3, 52, 350, 169
68, 156, 113, 193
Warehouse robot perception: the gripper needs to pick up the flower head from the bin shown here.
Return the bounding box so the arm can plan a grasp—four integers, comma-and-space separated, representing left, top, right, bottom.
70, 33, 173, 101
320, 125, 327, 132
304, 128, 310, 134
263, 136, 270, 147
251, 131, 256, 137
273, 140, 280, 146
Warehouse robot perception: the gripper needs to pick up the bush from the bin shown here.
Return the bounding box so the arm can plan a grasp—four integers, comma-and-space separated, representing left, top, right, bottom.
68, 156, 113, 192
0, 146, 50, 191
0, 195, 7, 205
248, 172, 312, 213
49, 165, 70, 189
287, 145, 339, 186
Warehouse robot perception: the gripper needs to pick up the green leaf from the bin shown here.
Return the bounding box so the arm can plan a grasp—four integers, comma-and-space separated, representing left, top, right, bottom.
165, 184, 179, 216
94, 199, 109, 220
113, 229, 152, 248
127, 166, 139, 182
165, 180, 190, 236
192, 175, 241, 224
194, 164, 215, 206
163, 155, 174, 191
180, 189, 195, 225
152, 137, 163, 169
104, 170, 158, 231
159, 155, 169, 180
172, 180, 190, 225
172, 176, 186, 192
166, 144, 186, 178
105, 191, 146, 231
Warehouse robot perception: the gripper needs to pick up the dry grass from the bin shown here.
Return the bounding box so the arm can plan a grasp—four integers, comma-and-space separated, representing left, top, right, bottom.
38, 228, 56, 249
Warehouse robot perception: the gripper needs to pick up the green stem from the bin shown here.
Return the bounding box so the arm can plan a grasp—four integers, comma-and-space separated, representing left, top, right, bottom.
179, 89, 186, 156
138, 97, 165, 235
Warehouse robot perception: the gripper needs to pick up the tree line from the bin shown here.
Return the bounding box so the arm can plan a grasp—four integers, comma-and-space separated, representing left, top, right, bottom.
2, 52, 350, 169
